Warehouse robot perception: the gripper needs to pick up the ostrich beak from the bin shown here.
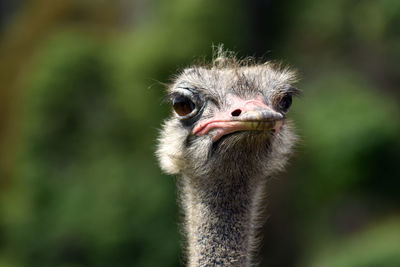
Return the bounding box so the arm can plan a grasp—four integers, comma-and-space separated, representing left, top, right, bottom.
193, 97, 284, 142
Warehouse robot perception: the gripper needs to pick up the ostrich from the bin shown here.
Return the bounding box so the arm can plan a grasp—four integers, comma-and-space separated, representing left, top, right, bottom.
157, 51, 299, 266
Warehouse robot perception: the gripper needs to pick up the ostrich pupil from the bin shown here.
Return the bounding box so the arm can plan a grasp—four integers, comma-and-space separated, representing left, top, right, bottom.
173, 96, 195, 116
280, 94, 292, 112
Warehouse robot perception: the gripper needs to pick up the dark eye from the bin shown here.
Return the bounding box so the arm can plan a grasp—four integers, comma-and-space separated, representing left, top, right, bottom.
173, 96, 196, 117
279, 93, 292, 112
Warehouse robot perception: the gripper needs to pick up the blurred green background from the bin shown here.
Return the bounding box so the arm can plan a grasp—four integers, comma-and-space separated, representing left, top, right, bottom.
0, 0, 399, 266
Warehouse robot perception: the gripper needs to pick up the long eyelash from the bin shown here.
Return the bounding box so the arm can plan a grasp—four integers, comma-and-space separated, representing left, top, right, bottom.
162, 92, 178, 103
274, 87, 301, 101
163, 86, 199, 103
287, 87, 302, 97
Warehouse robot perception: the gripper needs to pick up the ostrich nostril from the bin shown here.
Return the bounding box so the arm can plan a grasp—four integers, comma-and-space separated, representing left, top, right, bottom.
231, 109, 242, 117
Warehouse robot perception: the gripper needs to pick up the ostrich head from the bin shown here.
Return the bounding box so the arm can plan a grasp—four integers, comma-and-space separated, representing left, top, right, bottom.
156, 52, 299, 266
157, 55, 299, 182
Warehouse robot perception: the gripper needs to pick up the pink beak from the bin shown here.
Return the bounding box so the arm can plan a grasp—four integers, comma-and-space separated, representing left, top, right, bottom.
193, 95, 284, 142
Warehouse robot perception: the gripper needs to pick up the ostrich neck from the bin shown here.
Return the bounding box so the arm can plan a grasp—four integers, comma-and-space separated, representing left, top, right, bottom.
182, 173, 265, 267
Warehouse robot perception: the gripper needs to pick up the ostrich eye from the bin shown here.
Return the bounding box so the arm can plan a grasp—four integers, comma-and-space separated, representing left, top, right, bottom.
173, 96, 195, 117
279, 94, 292, 112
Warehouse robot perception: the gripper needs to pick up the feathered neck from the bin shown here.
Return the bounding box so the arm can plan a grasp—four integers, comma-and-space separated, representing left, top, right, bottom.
180, 170, 267, 267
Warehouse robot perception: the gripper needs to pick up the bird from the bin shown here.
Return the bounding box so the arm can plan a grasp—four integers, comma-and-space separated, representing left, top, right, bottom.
156, 50, 299, 267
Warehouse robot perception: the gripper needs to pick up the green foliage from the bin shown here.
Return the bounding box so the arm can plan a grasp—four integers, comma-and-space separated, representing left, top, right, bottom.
2, 32, 180, 267
306, 218, 400, 267
292, 70, 400, 205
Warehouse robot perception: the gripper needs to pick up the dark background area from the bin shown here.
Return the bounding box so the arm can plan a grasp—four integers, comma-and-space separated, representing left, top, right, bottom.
0, 0, 399, 266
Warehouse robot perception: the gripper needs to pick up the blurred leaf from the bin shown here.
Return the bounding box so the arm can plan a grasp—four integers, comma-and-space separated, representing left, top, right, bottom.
305, 218, 400, 267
